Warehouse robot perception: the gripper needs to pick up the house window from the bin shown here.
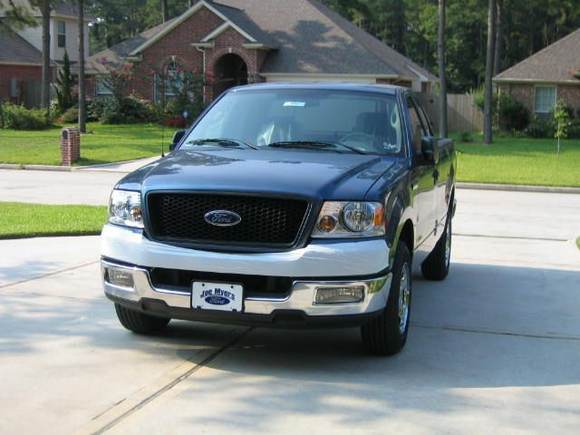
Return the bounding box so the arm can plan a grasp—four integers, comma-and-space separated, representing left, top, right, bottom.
154, 59, 183, 103
57, 21, 66, 48
96, 76, 113, 96
534, 86, 556, 113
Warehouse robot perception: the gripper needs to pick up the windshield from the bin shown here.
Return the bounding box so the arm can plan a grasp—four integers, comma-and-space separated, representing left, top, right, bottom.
182, 89, 403, 155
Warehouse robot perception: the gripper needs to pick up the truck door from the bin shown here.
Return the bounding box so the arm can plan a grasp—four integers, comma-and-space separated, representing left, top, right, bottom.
416, 100, 453, 232
405, 95, 437, 259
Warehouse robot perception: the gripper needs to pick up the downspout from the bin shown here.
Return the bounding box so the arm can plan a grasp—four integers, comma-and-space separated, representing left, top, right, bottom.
195, 46, 207, 104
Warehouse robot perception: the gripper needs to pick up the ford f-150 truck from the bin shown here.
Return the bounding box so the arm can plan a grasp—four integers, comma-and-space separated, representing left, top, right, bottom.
101, 83, 456, 356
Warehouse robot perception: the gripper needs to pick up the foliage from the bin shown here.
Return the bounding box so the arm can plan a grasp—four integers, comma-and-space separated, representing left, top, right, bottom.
55, 51, 75, 112
524, 116, 554, 138
162, 71, 205, 126
553, 100, 571, 148
497, 93, 529, 131
61, 107, 79, 123
2, 103, 52, 130
568, 120, 580, 139
100, 96, 158, 124
459, 131, 474, 142
0, 202, 107, 239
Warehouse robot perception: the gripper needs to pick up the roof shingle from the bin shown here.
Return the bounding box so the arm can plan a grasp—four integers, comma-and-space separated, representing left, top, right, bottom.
0, 21, 42, 65
494, 28, 580, 83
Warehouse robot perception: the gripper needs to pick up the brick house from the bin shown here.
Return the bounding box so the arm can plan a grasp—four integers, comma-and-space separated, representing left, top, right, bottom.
494, 28, 580, 117
0, 1, 91, 106
86, 0, 436, 104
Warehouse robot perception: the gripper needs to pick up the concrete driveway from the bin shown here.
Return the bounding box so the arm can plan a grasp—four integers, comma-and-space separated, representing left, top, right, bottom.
1, 189, 579, 434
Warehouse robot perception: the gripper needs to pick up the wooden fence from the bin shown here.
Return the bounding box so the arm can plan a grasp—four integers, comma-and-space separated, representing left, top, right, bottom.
418, 93, 483, 134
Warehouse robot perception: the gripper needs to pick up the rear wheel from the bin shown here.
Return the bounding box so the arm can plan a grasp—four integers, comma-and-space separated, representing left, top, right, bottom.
114, 303, 170, 334
361, 241, 412, 356
421, 216, 452, 281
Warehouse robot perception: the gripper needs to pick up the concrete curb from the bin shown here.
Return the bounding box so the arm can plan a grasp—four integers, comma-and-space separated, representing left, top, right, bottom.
457, 182, 580, 194
0, 163, 73, 172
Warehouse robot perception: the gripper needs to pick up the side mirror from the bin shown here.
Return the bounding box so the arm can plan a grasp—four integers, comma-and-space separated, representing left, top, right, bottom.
170, 130, 186, 151
421, 137, 438, 163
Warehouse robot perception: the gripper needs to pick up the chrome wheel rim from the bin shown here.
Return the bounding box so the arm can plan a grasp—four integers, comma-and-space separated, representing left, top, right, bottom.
444, 222, 452, 267
398, 262, 411, 334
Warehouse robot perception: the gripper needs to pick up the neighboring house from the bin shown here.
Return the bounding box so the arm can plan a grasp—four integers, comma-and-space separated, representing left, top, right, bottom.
494, 28, 580, 117
87, 0, 436, 103
0, 1, 90, 106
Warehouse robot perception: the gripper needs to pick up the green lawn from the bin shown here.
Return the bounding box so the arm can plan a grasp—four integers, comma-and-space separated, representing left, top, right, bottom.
454, 134, 580, 187
577, 237, 580, 251
0, 123, 177, 166
0, 202, 108, 239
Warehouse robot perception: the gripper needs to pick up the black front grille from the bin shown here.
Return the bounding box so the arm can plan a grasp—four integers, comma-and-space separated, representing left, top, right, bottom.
147, 192, 309, 248
149, 267, 293, 298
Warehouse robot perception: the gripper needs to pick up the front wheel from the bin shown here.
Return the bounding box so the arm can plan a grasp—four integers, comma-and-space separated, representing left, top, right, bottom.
421, 216, 452, 281
361, 241, 412, 356
114, 303, 170, 334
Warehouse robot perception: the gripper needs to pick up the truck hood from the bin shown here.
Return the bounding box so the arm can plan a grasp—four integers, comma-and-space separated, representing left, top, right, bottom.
118, 148, 404, 201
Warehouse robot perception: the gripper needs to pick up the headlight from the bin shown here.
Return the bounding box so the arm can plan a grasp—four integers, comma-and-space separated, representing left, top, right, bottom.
109, 190, 143, 228
311, 201, 385, 238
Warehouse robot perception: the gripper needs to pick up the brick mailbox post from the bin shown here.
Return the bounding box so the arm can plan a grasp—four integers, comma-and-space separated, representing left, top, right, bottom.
61, 127, 80, 166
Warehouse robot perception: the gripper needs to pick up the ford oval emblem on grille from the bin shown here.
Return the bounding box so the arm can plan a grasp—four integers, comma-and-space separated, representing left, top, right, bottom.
204, 210, 242, 227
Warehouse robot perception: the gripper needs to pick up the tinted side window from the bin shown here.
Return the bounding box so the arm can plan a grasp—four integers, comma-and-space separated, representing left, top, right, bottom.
416, 102, 434, 137
406, 96, 427, 154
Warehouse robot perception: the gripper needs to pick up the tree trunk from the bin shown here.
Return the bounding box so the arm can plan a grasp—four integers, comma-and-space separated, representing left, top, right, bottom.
483, 0, 497, 144
40, 0, 51, 110
494, 0, 503, 75
78, 0, 86, 133
161, 0, 169, 22
437, 0, 447, 137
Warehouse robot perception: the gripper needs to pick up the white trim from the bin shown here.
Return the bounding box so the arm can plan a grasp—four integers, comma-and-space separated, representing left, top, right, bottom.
494, 78, 580, 85
130, 0, 255, 55
0, 61, 42, 66
201, 21, 255, 43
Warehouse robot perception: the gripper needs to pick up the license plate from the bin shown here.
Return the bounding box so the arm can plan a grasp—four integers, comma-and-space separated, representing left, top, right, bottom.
191, 282, 243, 312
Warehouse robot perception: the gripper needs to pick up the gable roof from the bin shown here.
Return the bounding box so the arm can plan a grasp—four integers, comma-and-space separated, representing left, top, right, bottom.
0, 20, 42, 65
494, 28, 580, 84
89, 0, 435, 83
0, 0, 92, 20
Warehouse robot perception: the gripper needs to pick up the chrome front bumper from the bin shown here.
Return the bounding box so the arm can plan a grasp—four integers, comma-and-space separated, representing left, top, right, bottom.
102, 260, 392, 317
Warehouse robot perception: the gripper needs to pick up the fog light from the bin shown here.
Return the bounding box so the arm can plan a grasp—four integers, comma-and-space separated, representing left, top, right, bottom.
105, 267, 134, 288
315, 286, 365, 304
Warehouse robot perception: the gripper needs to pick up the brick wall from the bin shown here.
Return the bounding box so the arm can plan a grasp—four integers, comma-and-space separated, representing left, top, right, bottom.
498, 83, 580, 115
557, 85, 580, 114
100, 4, 267, 103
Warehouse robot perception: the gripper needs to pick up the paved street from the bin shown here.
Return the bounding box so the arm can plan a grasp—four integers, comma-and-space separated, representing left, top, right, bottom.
1, 185, 579, 434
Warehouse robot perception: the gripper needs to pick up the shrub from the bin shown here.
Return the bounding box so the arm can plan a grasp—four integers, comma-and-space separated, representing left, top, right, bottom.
568, 119, 580, 139
525, 116, 554, 138
2, 103, 52, 130
100, 96, 157, 124
497, 93, 530, 132
459, 131, 474, 142
61, 107, 79, 123
87, 97, 113, 122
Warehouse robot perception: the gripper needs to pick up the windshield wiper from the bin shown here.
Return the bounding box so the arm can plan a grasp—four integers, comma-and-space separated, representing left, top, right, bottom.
267, 141, 365, 155
186, 138, 257, 149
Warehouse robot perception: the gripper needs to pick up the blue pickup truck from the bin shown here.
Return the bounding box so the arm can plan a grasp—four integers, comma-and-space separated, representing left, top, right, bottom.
101, 83, 456, 356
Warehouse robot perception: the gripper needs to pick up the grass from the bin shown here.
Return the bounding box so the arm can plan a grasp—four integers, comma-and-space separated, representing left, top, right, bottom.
577, 237, 580, 251
0, 202, 108, 239
454, 134, 580, 187
0, 122, 177, 166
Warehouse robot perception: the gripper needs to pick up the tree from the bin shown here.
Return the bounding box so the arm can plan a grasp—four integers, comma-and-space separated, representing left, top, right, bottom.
553, 100, 570, 154
55, 51, 74, 112
161, 0, 168, 22
493, 0, 503, 75
483, 0, 497, 144
78, 0, 86, 132
39, 0, 51, 110
437, 0, 447, 137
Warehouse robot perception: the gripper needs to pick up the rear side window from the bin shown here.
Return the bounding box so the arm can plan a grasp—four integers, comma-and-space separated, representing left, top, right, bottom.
406, 96, 427, 154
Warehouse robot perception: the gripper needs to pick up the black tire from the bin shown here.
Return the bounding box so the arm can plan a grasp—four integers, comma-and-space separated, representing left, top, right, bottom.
361, 241, 412, 356
114, 303, 170, 334
421, 216, 452, 281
